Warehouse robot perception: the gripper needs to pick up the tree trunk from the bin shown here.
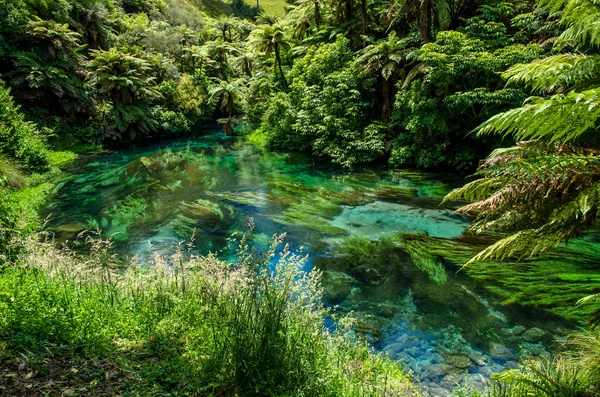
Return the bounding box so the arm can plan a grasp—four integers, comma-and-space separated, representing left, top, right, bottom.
314, 1, 320, 29
345, 0, 353, 23
419, 0, 432, 43
275, 43, 288, 89
361, 0, 367, 34
382, 78, 391, 123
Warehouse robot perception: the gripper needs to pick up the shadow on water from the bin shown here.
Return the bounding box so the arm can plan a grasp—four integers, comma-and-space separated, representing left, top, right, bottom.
43, 130, 599, 396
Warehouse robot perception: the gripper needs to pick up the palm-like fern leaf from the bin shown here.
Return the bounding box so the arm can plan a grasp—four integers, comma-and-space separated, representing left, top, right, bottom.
477, 88, 600, 144
504, 54, 600, 94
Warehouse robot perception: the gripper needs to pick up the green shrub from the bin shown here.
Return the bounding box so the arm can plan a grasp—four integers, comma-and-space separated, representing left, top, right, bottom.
0, 84, 49, 172
489, 330, 600, 397
0, 232, 418, 396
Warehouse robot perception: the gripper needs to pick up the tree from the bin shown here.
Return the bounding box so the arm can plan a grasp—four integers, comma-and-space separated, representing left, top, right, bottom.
201, 38, 240, 80
209, 78, 247, 135
0, 83, 49, 171
357, 32, 416, 123
390, 15, 543, 169
212, 15, 240, 42
248, 24, 290, 89
8, 18, 89, 114
87, 48, 161, 140
443, 0, 600, 320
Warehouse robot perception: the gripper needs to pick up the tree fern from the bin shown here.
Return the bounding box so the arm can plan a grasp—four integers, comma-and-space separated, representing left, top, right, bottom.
447, 0, 600, 322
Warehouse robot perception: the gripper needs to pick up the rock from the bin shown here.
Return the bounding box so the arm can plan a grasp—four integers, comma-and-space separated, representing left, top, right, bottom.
522, 327, 547, 343
489, 342, 514, 362
376, 302, 398, 318
468, 352, 488, 366
180, 200, 223, 225
520, 342, 550, 358
383, 342, 405, 356
505, 360, 519, 369
421, 364, 453, 382
424, 385, 452, 397
487, 312, 508, 327
53, 223, 84, 237
507, 325, 527, 336
446, 354, 471, 369
321, 271, 355, 304
351, 265, 382, 284
406, 347, 421, 358
430, 353, 444, 364
441, 372, 463, 387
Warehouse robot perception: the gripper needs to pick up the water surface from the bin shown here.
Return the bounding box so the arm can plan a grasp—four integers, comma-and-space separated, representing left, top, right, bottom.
43, 131, 596, 396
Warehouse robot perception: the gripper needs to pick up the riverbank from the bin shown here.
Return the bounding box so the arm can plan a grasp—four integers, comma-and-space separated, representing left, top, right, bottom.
0, 233, 417, 396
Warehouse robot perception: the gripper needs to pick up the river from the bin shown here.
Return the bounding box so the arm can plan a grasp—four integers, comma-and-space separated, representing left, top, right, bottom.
42, 130, 599, 396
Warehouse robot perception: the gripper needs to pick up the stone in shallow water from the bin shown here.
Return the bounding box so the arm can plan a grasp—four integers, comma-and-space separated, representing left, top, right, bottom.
327, 201, 467, 239
421, 364, 454, 382
446, 354, 471, 370
321, 270, 355, 304
506, 325, 527, 337
522, 327, 547, 343
441, 372, 464, 388
351, 264, 383, 285
468, 352, 488, 366
489, 342, 514, 362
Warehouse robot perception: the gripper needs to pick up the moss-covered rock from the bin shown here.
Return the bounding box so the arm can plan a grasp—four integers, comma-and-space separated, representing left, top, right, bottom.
321, 270, 356, 304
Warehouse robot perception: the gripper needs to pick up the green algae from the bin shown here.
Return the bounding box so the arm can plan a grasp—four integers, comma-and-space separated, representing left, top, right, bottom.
42, 134, 600, 329
402, 234, 600, 323
180, 199, 225, 223
102, 196, 149, 241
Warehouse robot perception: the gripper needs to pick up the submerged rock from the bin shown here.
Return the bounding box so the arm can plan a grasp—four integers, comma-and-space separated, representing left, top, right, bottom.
321, 271, 356, 304
327, 201, 468, 239
53, 223, 84, 238
506, 325, 527, 337
446, 354, 471, 370
180, 200, 224, 225
351, 264, 383, 285
468, 352, 488, 366
489, 342, 514, 362
522, 327, 547, 343
421, 364, 454, 382
440, 372, 463, 387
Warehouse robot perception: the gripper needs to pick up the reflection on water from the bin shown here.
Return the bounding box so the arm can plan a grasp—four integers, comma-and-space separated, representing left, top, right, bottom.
43, 131, 594, 396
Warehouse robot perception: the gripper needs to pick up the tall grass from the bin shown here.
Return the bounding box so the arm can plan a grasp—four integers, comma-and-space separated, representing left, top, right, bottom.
0, 230, 417, 396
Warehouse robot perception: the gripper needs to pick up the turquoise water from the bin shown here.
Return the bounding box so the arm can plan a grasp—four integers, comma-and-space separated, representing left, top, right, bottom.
43, 131, 588, 396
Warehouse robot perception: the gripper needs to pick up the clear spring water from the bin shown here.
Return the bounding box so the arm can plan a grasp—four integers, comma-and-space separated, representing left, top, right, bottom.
42, 131, 592, 396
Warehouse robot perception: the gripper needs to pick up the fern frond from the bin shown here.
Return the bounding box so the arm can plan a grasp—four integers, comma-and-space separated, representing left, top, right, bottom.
477, 88, 600, 145
442, 176, 508, 204
504, 54, 600, 94
552, 0, 600, 47
463, 229, 562, 266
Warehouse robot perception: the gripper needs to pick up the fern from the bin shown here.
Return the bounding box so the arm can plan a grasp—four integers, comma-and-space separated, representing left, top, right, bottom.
448, 0, 600, 265
504, 54, 600, 94
477, 89, 600, 144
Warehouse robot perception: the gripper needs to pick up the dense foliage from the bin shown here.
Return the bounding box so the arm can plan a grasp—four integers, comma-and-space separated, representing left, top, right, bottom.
444, 0, 600, 308
0, 232, 417, 396
0, 0, 557, 169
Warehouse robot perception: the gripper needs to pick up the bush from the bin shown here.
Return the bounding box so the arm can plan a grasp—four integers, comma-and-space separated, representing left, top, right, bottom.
0, 84, 49, 172
0, 232, 418, 396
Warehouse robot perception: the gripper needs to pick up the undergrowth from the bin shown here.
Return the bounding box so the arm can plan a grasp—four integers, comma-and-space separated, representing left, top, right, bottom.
0, 230, 417, 396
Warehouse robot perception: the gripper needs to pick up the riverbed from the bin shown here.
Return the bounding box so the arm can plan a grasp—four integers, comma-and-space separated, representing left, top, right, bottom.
42, 131, 598, 396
